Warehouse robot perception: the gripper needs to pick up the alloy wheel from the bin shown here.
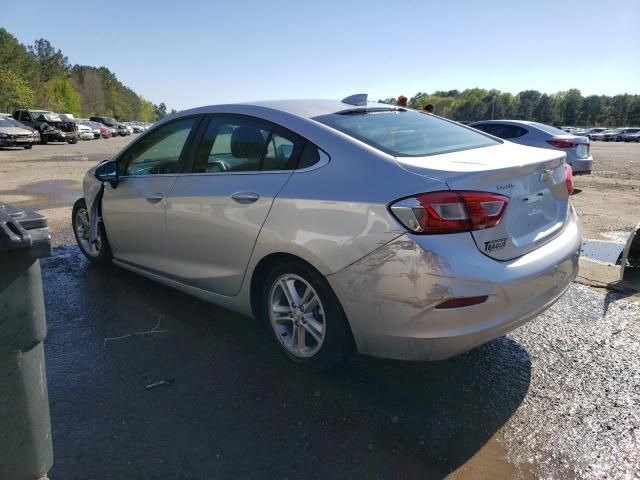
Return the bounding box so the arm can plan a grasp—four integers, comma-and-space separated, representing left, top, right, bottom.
268, 274, 326, 358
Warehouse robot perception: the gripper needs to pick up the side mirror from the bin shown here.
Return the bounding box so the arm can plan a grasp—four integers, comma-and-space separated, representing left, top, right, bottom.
95, 159, 119, 187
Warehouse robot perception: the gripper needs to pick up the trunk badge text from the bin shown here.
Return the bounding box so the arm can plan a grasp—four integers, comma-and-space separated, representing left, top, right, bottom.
496, 183, 514, 190
484, 237, 507, 252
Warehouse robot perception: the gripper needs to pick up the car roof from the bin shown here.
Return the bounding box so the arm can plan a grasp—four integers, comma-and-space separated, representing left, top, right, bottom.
170, 99, 395, 121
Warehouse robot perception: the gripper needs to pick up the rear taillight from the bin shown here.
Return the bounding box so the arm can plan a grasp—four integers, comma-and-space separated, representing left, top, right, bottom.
390, 191, 509, 234
547, 139, 577, 148
565, 164, 574, 194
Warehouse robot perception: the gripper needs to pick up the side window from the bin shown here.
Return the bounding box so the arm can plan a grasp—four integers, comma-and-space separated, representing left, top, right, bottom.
123, 117, 197, 176
501, 125, 528, 139
193, 117, 304, 173
473, 124, 498, 136
262, 128, 305, 170
194, 117, 271, 173
298, 142, 323, 169
19, 111, 31, 122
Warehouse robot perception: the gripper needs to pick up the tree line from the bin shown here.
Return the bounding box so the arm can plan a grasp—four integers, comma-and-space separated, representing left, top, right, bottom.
0, 28, 168, 121
380, 88, 640, 126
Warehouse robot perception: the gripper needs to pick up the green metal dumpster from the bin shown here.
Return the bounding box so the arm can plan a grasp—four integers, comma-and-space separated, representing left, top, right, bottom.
0, 202, 53, 480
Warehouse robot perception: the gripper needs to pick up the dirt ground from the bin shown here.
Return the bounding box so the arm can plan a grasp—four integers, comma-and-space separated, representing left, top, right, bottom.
571, 142, 640, 239
1, 137, 639, 479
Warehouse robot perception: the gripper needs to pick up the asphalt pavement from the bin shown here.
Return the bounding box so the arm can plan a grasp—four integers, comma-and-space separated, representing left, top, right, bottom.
41, 246, 639, 479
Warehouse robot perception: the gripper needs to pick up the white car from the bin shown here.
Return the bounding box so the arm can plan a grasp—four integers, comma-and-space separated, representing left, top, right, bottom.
470, 120, 593, 175
75, 122, 95, 140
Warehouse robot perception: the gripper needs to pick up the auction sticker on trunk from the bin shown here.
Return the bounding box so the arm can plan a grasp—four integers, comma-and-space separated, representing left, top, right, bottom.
484, 237, 507, 252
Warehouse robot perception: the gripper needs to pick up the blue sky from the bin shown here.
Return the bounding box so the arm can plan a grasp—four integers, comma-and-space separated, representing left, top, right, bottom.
4, 0, 639, 110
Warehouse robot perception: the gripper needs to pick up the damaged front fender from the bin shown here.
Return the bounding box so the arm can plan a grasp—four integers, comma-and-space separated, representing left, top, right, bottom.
82, 164, 106, 244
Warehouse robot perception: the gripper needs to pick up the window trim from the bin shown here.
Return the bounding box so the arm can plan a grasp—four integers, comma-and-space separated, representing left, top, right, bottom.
184, 113, 329, 175
116, 114, 204, 178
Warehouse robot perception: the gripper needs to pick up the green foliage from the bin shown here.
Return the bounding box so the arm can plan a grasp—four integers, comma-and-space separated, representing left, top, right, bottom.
0, 66, 35, 111
406, 88, 639, 126
39, 78, 80, 114
0, 28, 168, 120
28, 38, 69, 82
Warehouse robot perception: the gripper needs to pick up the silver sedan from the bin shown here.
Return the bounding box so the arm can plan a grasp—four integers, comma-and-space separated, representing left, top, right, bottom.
72, 95, 581, 369
469, 120, 593, 175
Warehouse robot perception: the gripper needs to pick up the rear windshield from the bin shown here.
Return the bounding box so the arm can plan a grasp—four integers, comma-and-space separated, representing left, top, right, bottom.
529, 122, 571, 136
314, 109, 500, 157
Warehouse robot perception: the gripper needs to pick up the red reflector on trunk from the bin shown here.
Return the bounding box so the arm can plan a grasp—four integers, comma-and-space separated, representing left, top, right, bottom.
435, 296, 489, 309
565, 164, 574, 194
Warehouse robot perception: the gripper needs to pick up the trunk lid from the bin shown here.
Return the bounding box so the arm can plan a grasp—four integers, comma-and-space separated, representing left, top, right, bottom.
396, 142, 570, 260
549, 134, 590, 159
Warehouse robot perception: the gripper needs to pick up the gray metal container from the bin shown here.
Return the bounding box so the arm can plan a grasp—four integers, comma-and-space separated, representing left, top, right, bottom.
0, 202, 53, 480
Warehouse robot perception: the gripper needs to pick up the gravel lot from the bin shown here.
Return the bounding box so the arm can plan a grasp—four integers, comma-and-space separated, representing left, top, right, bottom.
1, 138, 639, 479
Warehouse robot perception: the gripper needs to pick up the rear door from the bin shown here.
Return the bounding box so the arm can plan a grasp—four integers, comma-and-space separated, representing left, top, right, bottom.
102, 116, 201, 271
164, 115, 306, 296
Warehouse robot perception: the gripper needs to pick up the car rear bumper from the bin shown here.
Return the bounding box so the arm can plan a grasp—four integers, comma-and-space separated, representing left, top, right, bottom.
569, 157, 592, 174
0, 138, 33, 147
328, 207, 581, 361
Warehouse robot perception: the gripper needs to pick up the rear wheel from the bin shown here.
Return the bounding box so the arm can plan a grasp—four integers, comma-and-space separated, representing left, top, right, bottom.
72, 198, 112, 264
260, 261, 353, 370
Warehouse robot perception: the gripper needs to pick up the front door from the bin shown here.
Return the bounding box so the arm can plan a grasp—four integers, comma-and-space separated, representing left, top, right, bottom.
102, 116, 200, 272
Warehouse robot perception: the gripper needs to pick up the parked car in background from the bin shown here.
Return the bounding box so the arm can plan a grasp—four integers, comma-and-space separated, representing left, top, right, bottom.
593, 128, 640, 142
13, 109, 79, 144
90, 116, 129, 137
469, 120, 592, 174
623, 131, 640, 142
77, 120, 102, 139
122, 122, 145, 133
76, 122, 96, 140
561, 126, 577, 133
589, 129, 613, 141
0, 116, 35, 149
0, 115, 41, 144
618, 128, 640, 141
59, 113, 95, 140
72, 96, 580, 369
585, 127, 607, 140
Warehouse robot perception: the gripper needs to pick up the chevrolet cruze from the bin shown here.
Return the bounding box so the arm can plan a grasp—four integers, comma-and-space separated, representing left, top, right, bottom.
72, 95, 581, 369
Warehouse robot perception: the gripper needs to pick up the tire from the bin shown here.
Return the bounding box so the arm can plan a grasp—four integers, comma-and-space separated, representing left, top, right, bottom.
24, 144, 33, 149
259, 260, 353, 370
68, 137, 78, 144
72, 198, 112, 264
40, 136, 47, 145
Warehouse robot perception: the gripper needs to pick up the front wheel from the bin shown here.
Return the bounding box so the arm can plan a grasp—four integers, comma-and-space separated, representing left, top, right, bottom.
68, 137, 78, 144
24, 144, 33, 149
72, 198, 112, 264
260, 261, 353, 369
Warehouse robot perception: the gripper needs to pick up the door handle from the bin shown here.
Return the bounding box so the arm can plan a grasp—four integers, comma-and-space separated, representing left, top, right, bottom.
231, 192, 260, 204
145, 194, 164, 204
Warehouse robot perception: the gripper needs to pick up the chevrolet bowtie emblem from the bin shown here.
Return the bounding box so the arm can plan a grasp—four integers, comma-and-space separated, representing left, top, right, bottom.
540, 168, 553, 182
